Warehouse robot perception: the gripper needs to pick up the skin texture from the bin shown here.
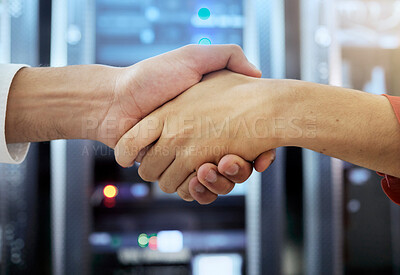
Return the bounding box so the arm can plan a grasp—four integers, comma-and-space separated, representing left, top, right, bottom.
115, 70, 400, 201
5, 45, 274, 203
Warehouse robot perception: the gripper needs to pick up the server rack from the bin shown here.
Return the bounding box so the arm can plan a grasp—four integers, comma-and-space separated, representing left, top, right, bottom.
245, 0, 287, 275
50, 1, 95, 274
335, 1, 400, 273
300, 0, 344, 274
50, 1, 254, 275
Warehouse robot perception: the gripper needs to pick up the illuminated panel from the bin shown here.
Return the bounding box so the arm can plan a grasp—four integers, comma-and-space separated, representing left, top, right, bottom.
95, 0, 244, 66
157, 230, 183, 253
192, 254, 243, 275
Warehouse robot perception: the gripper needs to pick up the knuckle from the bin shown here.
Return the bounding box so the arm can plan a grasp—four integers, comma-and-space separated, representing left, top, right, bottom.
182, 44, 196, 53
230, 44, 243, 53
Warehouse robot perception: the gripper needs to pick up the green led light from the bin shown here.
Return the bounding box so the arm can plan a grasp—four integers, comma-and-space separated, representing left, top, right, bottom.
198, 8, 211, 20
199, 38, 212, 45
138, 233, 149, 248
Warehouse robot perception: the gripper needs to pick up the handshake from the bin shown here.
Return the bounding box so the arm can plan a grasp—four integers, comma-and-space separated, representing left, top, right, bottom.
7, 44, 400, 205
109, 45, 278, 204
5, 45, 298, 204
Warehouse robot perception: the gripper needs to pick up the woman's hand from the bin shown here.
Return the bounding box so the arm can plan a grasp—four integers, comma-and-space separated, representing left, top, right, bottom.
189, 150, 276, 204
116, 67, 400, 203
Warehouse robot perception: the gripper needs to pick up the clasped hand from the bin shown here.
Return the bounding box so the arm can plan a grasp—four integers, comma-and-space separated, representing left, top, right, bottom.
115, 70, 277, 204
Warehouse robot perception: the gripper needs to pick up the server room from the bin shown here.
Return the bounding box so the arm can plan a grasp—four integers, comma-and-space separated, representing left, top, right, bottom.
0, 0, 400, 275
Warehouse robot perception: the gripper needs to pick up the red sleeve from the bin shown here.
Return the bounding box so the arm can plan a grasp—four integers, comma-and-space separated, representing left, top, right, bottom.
379, 95, 400, 205
383, 94, 400, 123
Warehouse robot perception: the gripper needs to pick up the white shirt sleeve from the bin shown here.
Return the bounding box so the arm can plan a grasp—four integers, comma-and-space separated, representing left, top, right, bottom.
0, 64, 30, 164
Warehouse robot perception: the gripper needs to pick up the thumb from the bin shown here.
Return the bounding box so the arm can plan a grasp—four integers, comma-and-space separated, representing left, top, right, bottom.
115, 114, 163, 168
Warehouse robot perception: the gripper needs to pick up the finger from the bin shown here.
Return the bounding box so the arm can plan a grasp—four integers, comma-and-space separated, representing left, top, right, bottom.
137, 137, 177, 186
114, 115, 163, 168
254, 149, 276, 172
128, 44, 262, 120
176, 172, 197, 202
189, 177, 218, 205
197, 164, 235, 195
181, 44, 262, 78
157, 157, 194, 194
215, 155, 253, 183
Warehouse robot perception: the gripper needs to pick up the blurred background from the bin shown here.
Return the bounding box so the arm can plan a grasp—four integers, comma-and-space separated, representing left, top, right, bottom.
0, 0, 400, 274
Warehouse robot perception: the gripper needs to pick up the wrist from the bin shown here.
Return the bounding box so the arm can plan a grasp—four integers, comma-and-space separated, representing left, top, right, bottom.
5, 65, 118, 143
251, 78, 312, 151
271, 80, 332, 149
276, 80, 315, 148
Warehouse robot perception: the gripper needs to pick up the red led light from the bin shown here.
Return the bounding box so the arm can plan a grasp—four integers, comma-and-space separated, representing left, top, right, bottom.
104, 198, 116, 208
148, 236, 157, 250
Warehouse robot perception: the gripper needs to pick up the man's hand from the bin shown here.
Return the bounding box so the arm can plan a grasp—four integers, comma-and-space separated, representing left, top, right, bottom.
114, 70, 283, 202
94, 44, 262, 148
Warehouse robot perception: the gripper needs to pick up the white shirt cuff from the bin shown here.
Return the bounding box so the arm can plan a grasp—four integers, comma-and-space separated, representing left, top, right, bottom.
0, 64, 31, 164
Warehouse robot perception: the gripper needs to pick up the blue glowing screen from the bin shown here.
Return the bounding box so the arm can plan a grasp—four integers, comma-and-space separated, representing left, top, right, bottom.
95, 0, 244, 66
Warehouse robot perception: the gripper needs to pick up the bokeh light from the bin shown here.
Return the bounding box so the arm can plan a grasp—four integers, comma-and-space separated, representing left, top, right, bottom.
111, 236, 121, 248
103, 185, 118, 198
157, 230, 183, 253
104, 198, 116, 208
149, 235, 158, 250
138, 233, 149, 248
199, 38, 212, 45
198, 8, 211, 20
130, 183, 150, 198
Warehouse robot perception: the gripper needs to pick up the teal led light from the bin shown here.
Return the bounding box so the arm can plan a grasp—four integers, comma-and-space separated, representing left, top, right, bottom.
199, 38, 212, 45
198, 8, 211, 20
138, 233, 149, 248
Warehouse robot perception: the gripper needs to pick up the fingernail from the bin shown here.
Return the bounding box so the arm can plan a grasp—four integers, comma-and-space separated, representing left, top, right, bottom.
225, 164, 239, 176
205, 170, 217, 183
195, 184, 206, 194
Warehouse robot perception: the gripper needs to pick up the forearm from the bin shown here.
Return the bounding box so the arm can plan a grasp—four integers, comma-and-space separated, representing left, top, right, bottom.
273, 80, 400, 177
5, 65, 118, 143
